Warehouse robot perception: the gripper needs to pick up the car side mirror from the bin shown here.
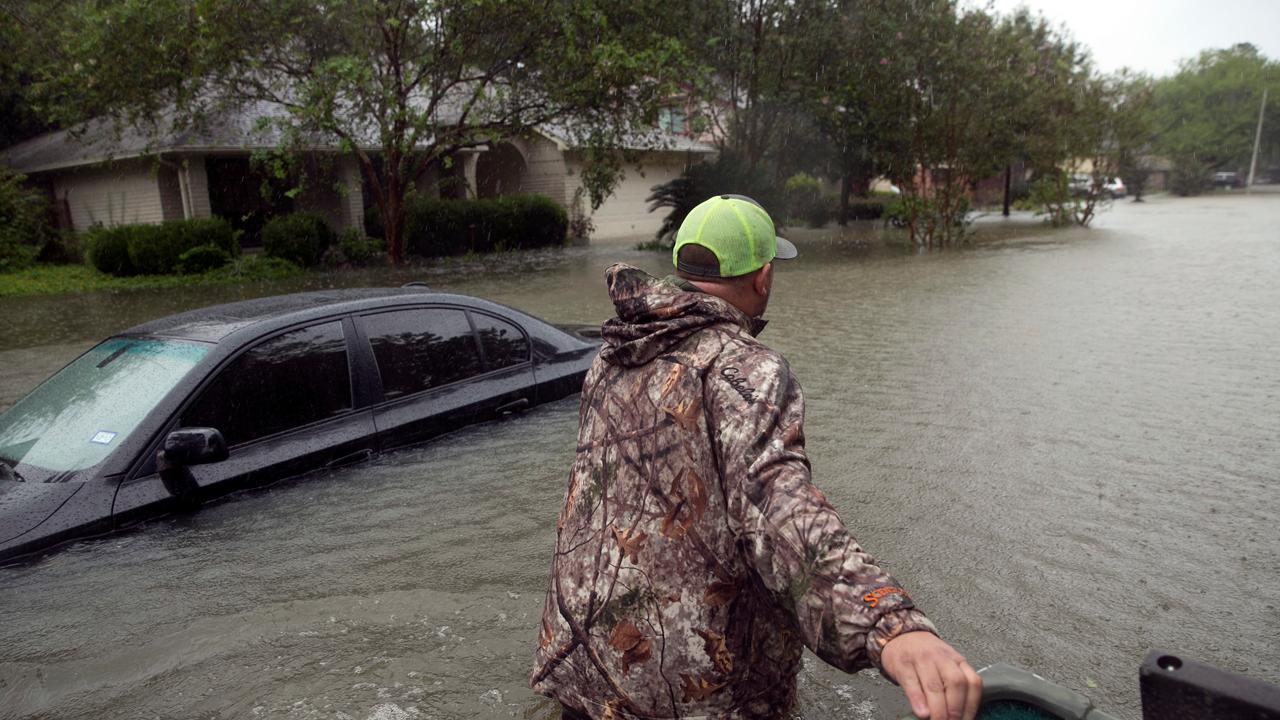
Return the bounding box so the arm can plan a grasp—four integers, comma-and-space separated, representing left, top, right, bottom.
164, 428, 228, 466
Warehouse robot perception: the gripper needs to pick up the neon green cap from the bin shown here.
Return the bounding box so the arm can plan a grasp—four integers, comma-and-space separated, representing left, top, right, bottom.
672, 194, 798, 278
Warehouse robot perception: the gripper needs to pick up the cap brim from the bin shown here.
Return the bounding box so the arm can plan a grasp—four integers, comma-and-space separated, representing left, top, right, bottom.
774, 236, 798, 260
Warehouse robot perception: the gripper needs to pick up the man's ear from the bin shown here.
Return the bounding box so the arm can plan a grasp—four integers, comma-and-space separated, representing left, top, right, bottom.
753, 262, 773, 298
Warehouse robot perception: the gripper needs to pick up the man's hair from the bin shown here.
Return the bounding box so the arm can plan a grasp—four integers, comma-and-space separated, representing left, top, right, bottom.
675, 244, 758, 286
675, 244, 721, 278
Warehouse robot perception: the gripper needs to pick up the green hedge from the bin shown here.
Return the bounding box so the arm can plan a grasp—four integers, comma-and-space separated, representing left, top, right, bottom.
845, 198, 888, 221
405, 195, 567, 257
176, 244, 233, 274
86, 218, 240, 276
85, 226, 135, 275
262, 212, 335, 267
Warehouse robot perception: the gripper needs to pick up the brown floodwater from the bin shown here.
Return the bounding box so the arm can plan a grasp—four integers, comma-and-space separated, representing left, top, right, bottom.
1, 191, 1278, 720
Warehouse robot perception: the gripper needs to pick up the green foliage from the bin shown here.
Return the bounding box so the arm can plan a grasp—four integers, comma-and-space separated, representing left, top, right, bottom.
784, 174, 827, 228
645, 151, 782, 248
0, 165, 49, 271
204, 255, 304, 282
338, 229, 383, 266
85, 226, 137, 276
124, 226, 177, 275
403, 195, 567, 257
845, 198, 888, 221
176, 244, 233, 274
1153, 44, 1280, 179
36, 231, 84, 265
1027, 175, 1077, 227
22, 0, 695, 264
91, 217, 240, 276
1169, 156, 1212, 196
0, 254, 303, 297
884, 194, 971, 237
1028, 173, 1110, 226
262, 212, 335, 267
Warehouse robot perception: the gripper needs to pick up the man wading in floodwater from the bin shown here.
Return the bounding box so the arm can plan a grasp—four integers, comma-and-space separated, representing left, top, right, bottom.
531, 195, 981, 719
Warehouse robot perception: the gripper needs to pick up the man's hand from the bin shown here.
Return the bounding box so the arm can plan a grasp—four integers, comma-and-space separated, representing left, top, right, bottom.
880, 631, 982, 720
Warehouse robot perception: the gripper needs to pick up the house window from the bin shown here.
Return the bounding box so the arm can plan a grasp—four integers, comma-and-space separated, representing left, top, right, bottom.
658, 107, 686, 135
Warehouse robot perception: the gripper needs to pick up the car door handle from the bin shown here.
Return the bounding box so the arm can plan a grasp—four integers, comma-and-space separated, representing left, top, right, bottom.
496, 398, 530, 415
327, 449, 374, 468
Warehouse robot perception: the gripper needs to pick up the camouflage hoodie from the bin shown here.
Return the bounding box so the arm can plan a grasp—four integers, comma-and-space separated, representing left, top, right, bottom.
531, 264, 936, 719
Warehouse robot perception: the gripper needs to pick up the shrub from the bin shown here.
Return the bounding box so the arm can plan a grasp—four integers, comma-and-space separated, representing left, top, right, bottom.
0, 165, 49, 272
1170, 156, 1210, 197
497, 195, 567, 249
86, 218, 239, 276
844, 198, 887, 221
176, 244, 233, 274
884, 194, 971, 231
339, 228, 383, 265
124, 217, 238, 275
403, 194, 566, 258
262, 212, 335, 267
322, 229, 384, 268
36, 231, 84, 265
205, 255, 304, 281
784, 173, 826, 227
86, 225, 137, 275
179, 217, 241, 257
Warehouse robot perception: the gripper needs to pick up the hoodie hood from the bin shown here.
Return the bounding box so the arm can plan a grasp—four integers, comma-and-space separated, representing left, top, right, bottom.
599, 264, 765, 367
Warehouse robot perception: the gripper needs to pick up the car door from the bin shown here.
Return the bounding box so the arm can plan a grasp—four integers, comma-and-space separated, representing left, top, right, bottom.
112, 319, 377, 527
357, 306, 535, 452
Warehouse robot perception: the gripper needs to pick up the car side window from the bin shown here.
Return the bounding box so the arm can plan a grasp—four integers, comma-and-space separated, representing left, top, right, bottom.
362, 308, 484, 399
183, 321, 351, 446
471, 313, 529, 370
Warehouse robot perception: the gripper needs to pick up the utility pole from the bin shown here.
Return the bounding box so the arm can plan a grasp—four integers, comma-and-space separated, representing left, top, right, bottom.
1246, 87, 1267, 192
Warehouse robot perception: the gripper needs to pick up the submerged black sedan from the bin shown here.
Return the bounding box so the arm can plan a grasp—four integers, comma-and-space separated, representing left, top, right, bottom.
0, 287, 598, 563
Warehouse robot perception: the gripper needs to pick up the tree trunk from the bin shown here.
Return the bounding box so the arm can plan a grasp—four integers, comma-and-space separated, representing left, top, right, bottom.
1002, 164, 1012, 217
839, 173, 851, 226
382, 175, 405, 265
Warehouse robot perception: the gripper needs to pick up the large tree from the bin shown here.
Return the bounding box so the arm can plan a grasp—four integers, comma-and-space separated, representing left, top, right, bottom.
1153, 43, 1279, 194
16, 0, 690, 262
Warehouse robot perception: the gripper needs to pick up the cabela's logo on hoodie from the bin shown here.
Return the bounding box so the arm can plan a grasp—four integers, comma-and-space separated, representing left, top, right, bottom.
720, 366, 757, 404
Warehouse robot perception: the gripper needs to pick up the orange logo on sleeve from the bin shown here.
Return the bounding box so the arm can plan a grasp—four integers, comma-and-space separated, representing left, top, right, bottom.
863, 587, 911, 608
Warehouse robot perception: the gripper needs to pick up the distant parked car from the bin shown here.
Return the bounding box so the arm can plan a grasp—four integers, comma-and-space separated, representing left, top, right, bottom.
1069, 174, 1124, 199
1212, 171, 1242, 188
0, 287, 599, 563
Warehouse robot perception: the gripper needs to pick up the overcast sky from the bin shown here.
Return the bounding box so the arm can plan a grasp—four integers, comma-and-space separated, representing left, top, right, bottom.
980, 0, 1280, 77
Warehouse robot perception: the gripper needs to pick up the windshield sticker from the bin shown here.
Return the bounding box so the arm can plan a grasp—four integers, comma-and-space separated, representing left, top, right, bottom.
90, 431, 118, 445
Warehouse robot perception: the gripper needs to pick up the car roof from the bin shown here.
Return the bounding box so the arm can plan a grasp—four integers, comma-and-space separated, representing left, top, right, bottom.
119, 287, 507, 344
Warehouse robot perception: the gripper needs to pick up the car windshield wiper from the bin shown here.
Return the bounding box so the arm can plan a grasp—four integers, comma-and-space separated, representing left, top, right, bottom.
0, 461, 26, 483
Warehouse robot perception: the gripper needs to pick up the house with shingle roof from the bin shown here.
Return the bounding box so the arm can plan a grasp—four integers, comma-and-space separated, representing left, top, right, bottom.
1, 103, 715, 244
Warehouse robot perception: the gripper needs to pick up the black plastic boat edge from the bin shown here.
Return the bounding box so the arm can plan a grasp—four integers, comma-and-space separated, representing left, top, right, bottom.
898, 663, 1119, 720
1140, 649, 1280, 720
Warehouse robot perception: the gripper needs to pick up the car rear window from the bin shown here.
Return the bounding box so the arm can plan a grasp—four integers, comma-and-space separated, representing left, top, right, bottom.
362, 308, 484, 399
471, 313, 529, 369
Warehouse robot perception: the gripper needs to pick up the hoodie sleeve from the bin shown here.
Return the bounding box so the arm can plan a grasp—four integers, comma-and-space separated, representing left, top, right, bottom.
705, 347, 938, 673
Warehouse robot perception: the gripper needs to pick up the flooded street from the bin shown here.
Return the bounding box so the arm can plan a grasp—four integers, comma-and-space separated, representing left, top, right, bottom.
2, 192, 1279, 720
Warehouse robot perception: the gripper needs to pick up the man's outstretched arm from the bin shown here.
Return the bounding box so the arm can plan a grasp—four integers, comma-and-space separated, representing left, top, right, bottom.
707, 351, 981, 719
882, 630, 982, 720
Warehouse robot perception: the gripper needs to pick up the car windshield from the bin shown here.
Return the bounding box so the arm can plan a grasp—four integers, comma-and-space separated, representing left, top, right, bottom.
0, 337, 210, 479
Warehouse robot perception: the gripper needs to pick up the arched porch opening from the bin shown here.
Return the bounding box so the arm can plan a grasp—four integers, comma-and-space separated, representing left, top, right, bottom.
475, 142, 527, 198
